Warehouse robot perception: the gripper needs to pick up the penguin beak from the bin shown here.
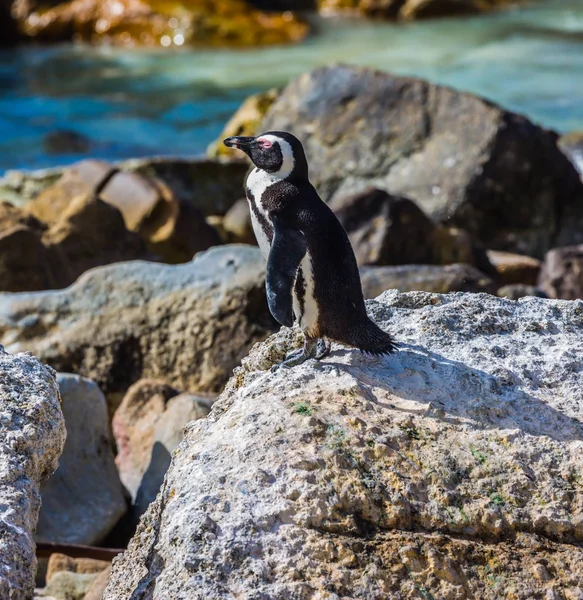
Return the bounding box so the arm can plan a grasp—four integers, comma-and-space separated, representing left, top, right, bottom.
223, 136, 256, 149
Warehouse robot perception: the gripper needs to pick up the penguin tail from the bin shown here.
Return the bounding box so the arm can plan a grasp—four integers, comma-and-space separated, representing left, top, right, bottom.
346, 317, 398, 356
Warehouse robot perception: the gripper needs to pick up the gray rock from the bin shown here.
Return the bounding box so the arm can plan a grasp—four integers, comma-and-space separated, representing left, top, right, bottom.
0, 246, 276, 410
262, 65, 583, 258
104, 291, 583, 599
360, 263, 496, 297
538, 244, 583, 300
36, 374, 127, 545
497, 284, 548, 300
331, 188, 493, 271
0, 347, 66, 600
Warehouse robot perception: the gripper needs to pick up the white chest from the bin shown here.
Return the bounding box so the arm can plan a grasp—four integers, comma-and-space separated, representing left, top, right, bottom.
245, 168, 278, 259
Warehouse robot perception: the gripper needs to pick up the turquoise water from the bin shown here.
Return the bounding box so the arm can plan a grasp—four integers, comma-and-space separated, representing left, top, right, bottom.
1, 0, 582, 173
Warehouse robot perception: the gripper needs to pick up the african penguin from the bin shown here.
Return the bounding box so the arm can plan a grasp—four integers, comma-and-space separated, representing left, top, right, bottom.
223, 131, 396, 368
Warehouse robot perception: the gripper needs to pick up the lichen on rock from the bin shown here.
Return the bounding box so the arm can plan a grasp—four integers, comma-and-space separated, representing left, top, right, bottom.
104, 291, 583, 599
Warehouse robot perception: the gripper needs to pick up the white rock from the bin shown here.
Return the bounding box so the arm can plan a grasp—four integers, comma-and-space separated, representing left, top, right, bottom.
104, 292, 583, 599
0, 347, 66, 600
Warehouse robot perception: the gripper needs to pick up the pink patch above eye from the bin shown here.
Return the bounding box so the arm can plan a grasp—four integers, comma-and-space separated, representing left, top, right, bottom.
258, 139, 272, 149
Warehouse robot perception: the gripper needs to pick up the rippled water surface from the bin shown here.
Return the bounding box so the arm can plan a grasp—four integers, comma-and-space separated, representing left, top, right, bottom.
1, 0, 582, 172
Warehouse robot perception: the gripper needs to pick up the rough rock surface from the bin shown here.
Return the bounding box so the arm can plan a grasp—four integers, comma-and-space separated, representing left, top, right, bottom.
41, 571, 99, 600
0, 347, 66, 600
538, 244, 583, 300
0, 246, 276, 407
262, 65, 583, 257
104, 292, 583, 599
360, 263, 496, 297
36, 374, 127, 545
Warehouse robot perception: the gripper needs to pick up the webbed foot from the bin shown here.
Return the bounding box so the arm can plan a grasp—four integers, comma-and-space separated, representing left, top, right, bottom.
271, 337, 329, 372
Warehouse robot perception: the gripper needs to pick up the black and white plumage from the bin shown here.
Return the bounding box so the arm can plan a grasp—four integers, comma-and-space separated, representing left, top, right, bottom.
223, 131, 396, 368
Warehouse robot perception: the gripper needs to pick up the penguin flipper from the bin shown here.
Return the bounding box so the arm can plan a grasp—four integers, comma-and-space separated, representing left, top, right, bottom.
266, 217, 307, 327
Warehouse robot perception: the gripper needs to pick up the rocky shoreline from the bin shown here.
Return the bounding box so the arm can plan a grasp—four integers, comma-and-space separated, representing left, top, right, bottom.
0, 63, 582, 599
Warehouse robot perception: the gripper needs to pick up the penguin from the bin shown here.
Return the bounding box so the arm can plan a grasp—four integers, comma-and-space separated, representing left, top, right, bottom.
223, 131, 396, 368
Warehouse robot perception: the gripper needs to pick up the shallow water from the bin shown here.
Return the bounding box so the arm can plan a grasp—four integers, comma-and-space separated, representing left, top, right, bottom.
1, 0, 582, 173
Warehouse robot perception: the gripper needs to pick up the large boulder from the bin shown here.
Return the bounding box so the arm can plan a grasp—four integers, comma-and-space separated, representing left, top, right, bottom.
104, 291, 583, 599
330, 188, 493, 271
16, 0, 308, 47
0, 246, 276, 411
360, 263, 496, 297
261, 65, 583, 258
0, 347, 66, 600
36, 374, 127, 545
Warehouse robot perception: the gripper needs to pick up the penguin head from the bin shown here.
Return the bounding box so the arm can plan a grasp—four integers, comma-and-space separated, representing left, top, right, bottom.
223, 131, 308, 180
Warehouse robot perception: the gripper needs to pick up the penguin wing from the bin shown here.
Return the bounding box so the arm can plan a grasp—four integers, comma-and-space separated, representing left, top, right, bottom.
266, 215, 307, 327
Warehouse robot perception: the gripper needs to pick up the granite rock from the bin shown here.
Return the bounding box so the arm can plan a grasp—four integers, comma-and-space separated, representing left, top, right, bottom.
104, 291, 583, 599
0, 347, 66, 600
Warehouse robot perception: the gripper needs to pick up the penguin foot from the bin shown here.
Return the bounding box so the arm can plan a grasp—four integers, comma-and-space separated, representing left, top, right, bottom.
315, 338, 331, 360
272, 337, 327, 371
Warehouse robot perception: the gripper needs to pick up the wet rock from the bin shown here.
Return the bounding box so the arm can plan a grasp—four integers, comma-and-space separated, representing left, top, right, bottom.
17, 0, 308, 47
43, 130, 92, 155
46, 554, 110, 584
497, 284, 548, 300
262, 65, 583, 258
103, 290, 583, 599
0, 246, 276, 408
538, 244, 583, 300
360, 263, 496, 297
330, 188, 493, 270
207, 88, 281, 159
0, 348, 66, 600
222, 198, 255, 244
487, 249, 541, 286
36, 374, 127, 545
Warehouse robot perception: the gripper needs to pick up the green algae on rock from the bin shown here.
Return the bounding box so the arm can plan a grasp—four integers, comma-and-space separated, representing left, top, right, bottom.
17, 0, 309, 47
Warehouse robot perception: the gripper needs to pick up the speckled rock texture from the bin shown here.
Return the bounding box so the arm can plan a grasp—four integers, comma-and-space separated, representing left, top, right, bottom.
0, 246, 276, 409
0, 347, 66, 600
104, 291, 583, 600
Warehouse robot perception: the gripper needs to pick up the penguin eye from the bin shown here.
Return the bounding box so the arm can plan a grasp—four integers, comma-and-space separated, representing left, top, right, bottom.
257, 139, 272, 149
